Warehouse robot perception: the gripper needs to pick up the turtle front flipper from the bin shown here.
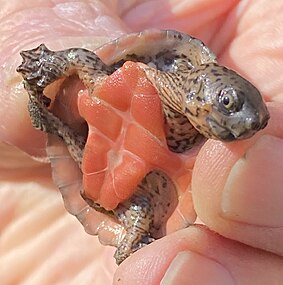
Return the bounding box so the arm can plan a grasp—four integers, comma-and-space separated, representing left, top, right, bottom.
114, 170, 178, 265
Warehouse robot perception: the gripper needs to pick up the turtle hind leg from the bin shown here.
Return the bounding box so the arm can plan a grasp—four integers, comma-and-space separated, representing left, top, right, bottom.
114, 170, 178, 265
114, 194, 154, 265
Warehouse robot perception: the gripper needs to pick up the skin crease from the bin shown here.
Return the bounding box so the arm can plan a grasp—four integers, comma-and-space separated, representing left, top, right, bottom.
1, 0, 283, 284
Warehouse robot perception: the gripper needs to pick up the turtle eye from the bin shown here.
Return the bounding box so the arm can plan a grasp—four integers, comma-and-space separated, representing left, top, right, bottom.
218, 88, 238, 112
222, 94, 233, 108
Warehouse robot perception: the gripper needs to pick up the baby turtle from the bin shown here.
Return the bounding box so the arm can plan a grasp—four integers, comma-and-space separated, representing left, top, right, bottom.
17, 29, 269, 265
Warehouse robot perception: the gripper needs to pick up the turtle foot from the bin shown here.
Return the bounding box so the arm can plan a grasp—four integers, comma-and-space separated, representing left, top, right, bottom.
114, 234, 156, 265
17, 44, 61, 90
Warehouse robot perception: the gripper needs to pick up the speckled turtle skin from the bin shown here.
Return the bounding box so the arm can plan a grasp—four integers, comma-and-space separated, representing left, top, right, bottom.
17, 29, 270, 264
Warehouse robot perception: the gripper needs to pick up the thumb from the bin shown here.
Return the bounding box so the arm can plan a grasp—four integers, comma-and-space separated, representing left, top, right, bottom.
0, 59, 47, 157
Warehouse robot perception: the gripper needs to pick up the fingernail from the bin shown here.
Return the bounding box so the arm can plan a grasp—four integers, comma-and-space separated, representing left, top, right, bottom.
222, 135, 283, 227
161, 251, 234, 285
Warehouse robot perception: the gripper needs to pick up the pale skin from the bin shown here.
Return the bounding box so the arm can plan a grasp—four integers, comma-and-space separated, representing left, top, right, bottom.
0, 0, 283, 284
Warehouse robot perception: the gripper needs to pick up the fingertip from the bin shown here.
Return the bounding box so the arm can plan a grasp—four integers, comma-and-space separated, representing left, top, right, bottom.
113, 226, 283, 285
0, 73, 47, 158
161, 251, 234, 285
113, 227, 233, 285
192, 103, 283, 255
221, 135, 283, 227
1, 115, 47, 159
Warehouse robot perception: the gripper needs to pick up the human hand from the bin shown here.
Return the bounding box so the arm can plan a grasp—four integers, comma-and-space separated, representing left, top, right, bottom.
1, 1, 282, 284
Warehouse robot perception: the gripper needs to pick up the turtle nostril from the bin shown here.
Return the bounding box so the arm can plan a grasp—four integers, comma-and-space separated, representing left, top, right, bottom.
260, 119, 268, 129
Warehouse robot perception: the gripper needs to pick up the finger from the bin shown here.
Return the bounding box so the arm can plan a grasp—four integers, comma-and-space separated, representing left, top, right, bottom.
192, 102, 283, 256
0, 1, 126, 157
114, 225, 283, 285
122, 0, 239, 43
217, 0, 283, 101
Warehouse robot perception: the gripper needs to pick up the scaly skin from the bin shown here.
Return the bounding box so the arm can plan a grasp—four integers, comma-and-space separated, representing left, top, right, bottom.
16, 29, 270, 264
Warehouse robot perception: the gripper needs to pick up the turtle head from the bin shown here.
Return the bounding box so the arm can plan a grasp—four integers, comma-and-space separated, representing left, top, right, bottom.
183, 64, 270, 141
